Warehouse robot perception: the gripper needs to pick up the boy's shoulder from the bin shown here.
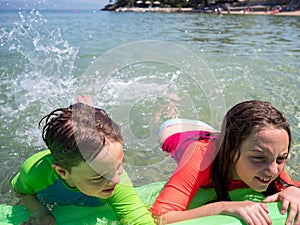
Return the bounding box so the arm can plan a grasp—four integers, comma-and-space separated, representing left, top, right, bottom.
12, 150, 59, 194
22, 150, 53, 171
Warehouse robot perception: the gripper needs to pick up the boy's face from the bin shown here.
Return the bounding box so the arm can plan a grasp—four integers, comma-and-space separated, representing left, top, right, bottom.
64, 141, 124, 199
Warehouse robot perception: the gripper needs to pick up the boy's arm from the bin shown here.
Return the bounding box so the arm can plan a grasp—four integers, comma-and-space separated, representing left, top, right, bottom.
12, 151, 56, 224
108, 172, 156, 225
16, 191, 50, 214
15, 191, 56, 225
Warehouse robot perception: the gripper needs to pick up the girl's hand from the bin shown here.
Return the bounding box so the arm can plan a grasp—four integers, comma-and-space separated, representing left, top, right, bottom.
263, 186, 300, 225
20, 211, 56, 225
224, 201, 271, 225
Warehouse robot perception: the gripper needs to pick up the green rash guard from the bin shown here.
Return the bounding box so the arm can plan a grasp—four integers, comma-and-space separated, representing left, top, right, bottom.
12, 150, 155, 225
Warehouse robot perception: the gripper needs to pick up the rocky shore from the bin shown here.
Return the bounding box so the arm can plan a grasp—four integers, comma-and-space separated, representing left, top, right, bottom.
112, 6, 300, 16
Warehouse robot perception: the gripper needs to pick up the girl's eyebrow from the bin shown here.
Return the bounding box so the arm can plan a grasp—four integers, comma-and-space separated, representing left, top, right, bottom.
280, 153, 289, 157
249, 149, 265, 153
249, 149, 289, 158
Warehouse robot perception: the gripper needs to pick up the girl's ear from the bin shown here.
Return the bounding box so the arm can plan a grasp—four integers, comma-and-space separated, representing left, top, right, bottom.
52, 164, 70, 179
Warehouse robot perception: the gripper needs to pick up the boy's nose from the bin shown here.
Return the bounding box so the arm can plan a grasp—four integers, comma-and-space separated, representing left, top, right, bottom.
108, 173, 120, 185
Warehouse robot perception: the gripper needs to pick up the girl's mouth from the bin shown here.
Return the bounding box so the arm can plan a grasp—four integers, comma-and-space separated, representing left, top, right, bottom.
256, 176, 272, 184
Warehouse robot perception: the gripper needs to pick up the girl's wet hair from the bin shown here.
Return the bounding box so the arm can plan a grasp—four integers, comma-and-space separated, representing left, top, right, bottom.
39, 103, 123, 172
212, 100, 291, 201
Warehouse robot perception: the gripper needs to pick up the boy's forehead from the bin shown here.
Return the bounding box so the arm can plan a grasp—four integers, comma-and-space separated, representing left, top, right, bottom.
72, 150, 117, 176
73, 161, 99, 176
87, 143, 124, 173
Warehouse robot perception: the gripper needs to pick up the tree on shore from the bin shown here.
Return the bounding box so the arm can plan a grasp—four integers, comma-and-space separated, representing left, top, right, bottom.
162, 0, 190, 8
188, 0, 205, 8
104, 0, 203, 8
104, 0, 300, 10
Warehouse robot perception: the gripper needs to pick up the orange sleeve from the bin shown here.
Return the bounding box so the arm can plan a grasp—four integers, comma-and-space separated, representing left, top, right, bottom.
279, 168, 300, 187
151, 140, 216, 215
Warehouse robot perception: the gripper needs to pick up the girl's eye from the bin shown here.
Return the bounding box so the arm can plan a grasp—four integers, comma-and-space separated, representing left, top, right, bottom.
251, 156, 266, 162
276, 156, 288, 164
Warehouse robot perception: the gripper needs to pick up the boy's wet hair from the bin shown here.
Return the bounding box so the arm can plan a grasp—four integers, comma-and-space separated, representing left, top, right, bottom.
212, 100, 291, 201
39, 103, 123, 172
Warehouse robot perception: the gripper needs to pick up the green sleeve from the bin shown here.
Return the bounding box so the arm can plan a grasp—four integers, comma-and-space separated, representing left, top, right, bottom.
107, 172, 155, 225
11, 150, 58, 194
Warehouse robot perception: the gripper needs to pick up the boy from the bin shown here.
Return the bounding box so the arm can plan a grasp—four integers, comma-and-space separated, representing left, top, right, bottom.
12, 95, 155, 225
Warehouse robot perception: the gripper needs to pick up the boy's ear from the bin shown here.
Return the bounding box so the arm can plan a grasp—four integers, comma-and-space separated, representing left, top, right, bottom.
52, 164, 70, 179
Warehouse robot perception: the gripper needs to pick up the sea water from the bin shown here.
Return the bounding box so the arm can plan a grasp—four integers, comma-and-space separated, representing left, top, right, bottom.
0, 9, 300, 205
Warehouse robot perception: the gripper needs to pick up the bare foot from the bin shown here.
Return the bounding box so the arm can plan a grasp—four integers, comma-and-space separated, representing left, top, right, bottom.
76, 95, 94, 106
155, 93, 180, 124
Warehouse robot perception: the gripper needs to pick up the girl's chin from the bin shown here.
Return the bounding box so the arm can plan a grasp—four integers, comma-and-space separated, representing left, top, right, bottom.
253, 187, 267, 192
251, 184, 268, 192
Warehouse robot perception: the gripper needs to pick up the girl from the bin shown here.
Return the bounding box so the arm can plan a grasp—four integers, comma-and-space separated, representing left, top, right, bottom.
151, 100, 300, 225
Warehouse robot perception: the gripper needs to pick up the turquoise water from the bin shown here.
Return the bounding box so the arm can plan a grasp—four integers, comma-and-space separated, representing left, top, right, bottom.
1, 9, 300, 205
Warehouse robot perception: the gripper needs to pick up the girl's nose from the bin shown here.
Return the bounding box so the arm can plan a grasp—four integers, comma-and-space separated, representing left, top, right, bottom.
268, 161, 279, 176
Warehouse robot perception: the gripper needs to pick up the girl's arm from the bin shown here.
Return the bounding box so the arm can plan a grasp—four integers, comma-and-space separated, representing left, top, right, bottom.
279, 168, 300, 187
263, 186, 300, 225
262, 166, 300, 224
151, 141, 216, 218
161, 200, 271, 225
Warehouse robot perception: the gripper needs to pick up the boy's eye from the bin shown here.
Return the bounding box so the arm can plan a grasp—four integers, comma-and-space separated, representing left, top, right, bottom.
118, 164, 124, 172
91, 177, 104, 183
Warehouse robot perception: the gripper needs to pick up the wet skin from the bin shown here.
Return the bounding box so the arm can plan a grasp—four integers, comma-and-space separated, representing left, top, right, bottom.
56, 141, 124, 199
232, 126, 289, 192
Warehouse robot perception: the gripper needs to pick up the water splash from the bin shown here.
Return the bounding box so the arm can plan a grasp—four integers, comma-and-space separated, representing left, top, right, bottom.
0, 10, 78, 147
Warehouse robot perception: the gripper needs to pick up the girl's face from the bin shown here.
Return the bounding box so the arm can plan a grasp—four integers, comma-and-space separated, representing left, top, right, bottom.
232, 126, 289, 192
65, 141, 124, 199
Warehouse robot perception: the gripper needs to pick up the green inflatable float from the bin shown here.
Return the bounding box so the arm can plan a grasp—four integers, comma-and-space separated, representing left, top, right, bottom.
0, 181, 289, 225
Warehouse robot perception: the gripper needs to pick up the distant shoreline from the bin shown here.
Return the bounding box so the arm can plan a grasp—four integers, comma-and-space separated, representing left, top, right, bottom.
113, 7, 300, 16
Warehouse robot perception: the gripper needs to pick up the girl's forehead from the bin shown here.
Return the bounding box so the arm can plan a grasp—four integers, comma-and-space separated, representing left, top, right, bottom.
250, 126, 287, 139
240, 127, 289, 153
